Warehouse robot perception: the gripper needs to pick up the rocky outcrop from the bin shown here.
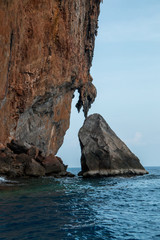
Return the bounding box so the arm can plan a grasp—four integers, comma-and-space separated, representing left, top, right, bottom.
78, 114, 148, 177
0, 140, 74, 178
0, 0, 101, 157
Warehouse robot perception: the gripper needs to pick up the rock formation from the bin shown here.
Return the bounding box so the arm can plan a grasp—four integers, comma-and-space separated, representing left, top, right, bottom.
78, 114, 148, 177
0, 0, 101, 158
0, 140, 74, 178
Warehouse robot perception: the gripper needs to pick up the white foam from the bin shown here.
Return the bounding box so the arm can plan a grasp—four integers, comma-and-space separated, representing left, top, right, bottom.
0, 176, 8, 182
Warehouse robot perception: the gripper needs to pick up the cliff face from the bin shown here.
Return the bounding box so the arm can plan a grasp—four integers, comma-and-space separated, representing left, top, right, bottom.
0, 0, 101, 156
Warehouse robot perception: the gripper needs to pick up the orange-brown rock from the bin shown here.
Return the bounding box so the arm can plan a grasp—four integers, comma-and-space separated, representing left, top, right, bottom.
0, 0, 101, 156
25, 158, 46, 177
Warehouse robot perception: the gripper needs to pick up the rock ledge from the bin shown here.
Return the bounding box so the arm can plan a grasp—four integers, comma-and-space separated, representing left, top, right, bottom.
0, 140, 74, 178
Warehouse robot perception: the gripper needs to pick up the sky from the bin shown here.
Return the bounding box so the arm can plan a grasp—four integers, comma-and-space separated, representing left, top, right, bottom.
58, 0, 160, 167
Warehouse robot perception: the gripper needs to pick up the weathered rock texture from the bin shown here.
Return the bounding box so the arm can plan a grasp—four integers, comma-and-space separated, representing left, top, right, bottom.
0, 140, 74, 178
78, 114, 148, 177
0, 0, 101, 156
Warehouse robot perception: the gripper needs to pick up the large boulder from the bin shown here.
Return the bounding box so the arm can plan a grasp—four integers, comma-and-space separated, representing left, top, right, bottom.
42, 155, 67, 175
0, 152, 28, 177
78, 114, 148, 177
25, 159, 46, 177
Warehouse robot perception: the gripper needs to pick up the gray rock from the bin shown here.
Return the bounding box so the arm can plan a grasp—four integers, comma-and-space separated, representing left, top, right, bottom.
78, 114, 148, 177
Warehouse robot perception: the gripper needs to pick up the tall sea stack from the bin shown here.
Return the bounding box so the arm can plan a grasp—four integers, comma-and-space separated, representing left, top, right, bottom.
78, 114, 148, 177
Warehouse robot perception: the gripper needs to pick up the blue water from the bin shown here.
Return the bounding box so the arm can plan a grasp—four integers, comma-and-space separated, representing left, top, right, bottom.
0, 167, 160, 240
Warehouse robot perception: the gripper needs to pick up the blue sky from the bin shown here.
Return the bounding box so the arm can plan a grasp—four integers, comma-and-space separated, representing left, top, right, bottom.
58, 0, 160, 167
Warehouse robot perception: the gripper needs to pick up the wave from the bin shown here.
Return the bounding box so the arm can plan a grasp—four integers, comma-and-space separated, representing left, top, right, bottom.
0, 176, 18, 184
0, 176, 10, 183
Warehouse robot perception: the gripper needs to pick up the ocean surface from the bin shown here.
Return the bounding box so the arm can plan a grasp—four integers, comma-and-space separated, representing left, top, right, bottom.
0, 167, 160, 240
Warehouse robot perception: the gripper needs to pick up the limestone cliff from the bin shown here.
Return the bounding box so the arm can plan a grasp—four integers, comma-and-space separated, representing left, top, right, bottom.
0, 0, 101, 156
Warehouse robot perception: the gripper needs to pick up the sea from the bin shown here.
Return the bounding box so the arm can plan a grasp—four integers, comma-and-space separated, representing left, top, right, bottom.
0, 167, 160, 240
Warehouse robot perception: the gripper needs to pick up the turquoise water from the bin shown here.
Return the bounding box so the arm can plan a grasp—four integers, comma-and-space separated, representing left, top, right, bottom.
0, 167, 160, 240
